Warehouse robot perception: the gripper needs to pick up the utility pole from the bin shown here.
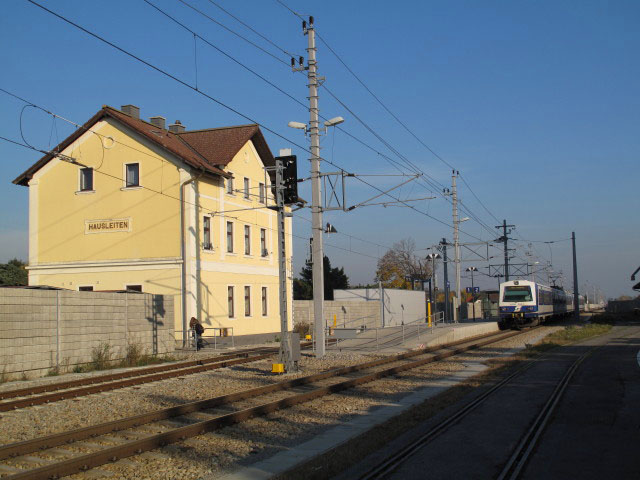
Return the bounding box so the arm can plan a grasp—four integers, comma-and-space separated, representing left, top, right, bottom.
495, 219, 515, 281
293, 17, 325, 357
440, 238, 450, 323
572, 231, 579, 320
451, 171, 461, 323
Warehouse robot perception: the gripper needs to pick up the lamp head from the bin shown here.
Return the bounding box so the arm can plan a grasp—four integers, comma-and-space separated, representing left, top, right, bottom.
287, 121, 307, 130
324, 116, 345, 127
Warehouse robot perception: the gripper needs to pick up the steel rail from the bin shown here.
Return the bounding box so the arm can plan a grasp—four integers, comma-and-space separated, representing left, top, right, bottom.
0, 348, 275, 401
497, 348, 594, 480
0, 331, 521, 479
0, 330, 515, 461
357, 356, 539, 480
0, 352, 273, 412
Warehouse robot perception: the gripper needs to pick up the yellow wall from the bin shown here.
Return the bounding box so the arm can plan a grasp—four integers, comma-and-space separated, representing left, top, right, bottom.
28, 118, 292, 339
31, 118, 182, 264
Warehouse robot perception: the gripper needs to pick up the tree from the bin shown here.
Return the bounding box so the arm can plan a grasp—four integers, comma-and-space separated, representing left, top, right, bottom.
294, 255, 349, 300
0, 259, 28, 286
375, 238, 431, 289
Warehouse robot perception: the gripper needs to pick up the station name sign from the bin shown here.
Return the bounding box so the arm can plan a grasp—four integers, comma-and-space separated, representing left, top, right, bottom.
85, 218, 132, 234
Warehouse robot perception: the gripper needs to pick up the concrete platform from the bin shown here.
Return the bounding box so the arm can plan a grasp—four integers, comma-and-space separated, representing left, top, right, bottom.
324, 321, 500, 354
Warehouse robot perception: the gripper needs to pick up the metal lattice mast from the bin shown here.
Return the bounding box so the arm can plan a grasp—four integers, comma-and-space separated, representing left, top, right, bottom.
275, 159, 294, 370
452, 171, 461, 322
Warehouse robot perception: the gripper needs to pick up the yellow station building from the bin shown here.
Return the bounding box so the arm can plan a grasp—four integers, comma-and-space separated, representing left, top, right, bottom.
13, 104, 293, 342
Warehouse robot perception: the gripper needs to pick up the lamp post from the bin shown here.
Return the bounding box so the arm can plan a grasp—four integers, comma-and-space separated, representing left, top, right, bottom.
287, 111, 344, 357
466, 266, 478, 321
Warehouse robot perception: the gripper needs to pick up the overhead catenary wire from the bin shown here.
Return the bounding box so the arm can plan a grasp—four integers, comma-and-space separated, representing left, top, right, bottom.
21, 2, 494, 246
0, 87, 449, 260
0, 134, 385, 263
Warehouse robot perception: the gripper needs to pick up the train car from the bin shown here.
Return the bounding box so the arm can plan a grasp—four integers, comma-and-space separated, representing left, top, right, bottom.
498, 280, 584, 329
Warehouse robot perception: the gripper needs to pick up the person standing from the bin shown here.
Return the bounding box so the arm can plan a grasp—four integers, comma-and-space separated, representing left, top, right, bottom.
189, 317, 205, 351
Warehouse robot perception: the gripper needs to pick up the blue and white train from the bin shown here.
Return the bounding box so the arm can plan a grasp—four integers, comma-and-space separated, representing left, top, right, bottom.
498, 280, 585, 328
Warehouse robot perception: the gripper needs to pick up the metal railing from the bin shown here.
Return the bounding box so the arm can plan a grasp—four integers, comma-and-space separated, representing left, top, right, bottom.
325, 311, 445, 352
178, 327, 235, 351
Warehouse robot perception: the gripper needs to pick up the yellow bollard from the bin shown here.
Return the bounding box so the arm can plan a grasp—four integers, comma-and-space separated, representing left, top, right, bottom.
333, 314, 337, 327
305, 334, 312, 340
427, 302, 432, 327
272, 363, 285, 373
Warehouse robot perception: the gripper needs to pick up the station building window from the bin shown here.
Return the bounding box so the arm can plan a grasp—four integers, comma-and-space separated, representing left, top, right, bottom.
203, 216, 212, 250
260, 229, 267, 257
226, 174, 234, 194
262, 287, 268, 316
124, 163, 139, 188
244, 286, 251, 316
244, 225, 251, 255
79, 167, 93, 191
259, 183, 265, 204
126, 285, 142, 292
228, 286, 235, 318
226, 222, 234, 253
78, 286, 93, 292
244, 177, 250, 199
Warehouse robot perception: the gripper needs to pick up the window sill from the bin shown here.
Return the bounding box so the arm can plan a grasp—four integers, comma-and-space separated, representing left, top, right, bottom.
202, 248, 215, 254
121, 186, 142, 191
244, 254, 253, 258
226, 252, 237, 256
75, 190, 95, 195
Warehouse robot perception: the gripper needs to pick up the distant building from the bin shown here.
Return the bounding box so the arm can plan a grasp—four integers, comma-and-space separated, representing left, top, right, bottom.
13, 104, 292, 342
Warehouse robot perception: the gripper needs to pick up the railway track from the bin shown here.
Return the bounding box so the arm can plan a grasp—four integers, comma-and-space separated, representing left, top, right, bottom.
0, 346, 279, 412
357, 334, 593, 480
0, 329, 521, 480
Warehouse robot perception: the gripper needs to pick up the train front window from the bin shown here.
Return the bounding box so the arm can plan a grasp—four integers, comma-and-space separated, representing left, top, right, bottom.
503, 286, 533, 302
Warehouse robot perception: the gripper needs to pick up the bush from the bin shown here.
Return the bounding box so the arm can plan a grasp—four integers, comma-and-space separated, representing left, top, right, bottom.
293, 322, 311, 337
90, 342, 113, 370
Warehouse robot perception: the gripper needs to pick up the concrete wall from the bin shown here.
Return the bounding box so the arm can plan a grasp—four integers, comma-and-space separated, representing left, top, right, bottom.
0, 287, 174, 379
606, 299, 640, 313
293, 300, 381, 329
334, 288, 427, 327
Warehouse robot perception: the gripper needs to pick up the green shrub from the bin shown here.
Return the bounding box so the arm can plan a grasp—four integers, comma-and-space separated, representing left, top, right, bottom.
90, 342, 113, 370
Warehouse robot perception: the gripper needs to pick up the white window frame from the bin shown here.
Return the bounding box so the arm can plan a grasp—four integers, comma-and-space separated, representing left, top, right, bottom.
244, 225, 251, 256
123, 162, 141, 189
228, 286, 235, 318
78, 167, 94, 193
244, 177, 250, 199
244, 285, 251, 317
226, 221, 234, 253
203, 215, 213, 251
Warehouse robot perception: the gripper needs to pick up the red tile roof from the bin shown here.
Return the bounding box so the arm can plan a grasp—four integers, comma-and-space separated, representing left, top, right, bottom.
13, 106, 275, 186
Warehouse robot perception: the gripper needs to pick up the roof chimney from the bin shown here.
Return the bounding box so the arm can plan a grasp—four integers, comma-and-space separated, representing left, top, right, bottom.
121, 104, 140, 119
149, 116, 166, 130
168, 120, 185, 134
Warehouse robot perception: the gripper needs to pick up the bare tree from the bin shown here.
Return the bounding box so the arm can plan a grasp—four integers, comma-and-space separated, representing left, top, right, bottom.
375, 239, 431, 289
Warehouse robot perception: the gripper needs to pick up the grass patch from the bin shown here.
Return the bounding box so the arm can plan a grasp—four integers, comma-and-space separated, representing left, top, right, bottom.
46, 367, 60, 377
543, 323, 612, 345
70, 342, 177, 374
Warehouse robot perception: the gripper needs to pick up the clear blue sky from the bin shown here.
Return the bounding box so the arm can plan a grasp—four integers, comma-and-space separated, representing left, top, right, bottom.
1, 0, 638, 299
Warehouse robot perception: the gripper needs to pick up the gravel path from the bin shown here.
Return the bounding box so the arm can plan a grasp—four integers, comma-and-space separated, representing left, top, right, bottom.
0, 327, 560, 479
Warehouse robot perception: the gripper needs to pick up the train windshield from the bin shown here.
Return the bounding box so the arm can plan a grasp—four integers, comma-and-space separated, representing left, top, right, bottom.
503, 286, 533, 302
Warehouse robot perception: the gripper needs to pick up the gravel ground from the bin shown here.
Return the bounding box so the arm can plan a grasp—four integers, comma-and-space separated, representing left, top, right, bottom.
0, 327, 561, 480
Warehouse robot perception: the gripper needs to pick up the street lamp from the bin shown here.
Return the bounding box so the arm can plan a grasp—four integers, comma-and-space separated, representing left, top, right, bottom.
466, 266, 478, 321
